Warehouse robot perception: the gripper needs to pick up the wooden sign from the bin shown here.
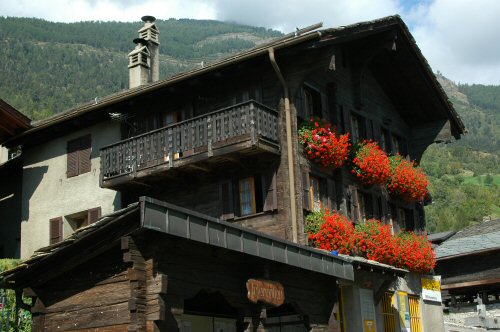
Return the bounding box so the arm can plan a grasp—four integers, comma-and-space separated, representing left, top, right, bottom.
246, 279, 285, 307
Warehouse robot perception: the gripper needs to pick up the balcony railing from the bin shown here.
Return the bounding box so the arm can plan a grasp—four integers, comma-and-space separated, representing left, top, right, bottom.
100, 100, 279, 183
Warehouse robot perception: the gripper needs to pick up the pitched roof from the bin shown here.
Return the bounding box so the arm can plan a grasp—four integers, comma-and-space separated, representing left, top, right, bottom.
5, 15, 464, 148
435, 219, 500, 259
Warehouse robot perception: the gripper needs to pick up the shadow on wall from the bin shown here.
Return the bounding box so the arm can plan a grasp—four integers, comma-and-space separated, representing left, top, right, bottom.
21, 165, 48, 221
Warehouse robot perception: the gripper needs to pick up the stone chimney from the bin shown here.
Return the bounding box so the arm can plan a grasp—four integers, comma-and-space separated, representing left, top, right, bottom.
138, 15, 160, 82
128, 16, 160, 89
128, 38, 150, 88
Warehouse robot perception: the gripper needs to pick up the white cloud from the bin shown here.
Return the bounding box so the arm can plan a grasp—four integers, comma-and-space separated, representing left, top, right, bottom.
407, 0, 500, 84
0, 0, 216, 22
1, 0, 500, 84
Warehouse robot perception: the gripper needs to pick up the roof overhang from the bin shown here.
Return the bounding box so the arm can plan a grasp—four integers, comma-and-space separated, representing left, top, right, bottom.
0, 99, 31, 145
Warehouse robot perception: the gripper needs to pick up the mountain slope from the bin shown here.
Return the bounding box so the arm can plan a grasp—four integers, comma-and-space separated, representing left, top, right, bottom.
0, 17, 281, 120
421, 75, 500, 232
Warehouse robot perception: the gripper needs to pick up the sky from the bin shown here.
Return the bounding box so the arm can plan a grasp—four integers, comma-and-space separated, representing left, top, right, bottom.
2, 0, 500, 85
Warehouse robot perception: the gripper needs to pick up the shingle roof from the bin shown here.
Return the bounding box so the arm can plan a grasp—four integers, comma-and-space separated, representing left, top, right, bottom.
435, 219, 500, 259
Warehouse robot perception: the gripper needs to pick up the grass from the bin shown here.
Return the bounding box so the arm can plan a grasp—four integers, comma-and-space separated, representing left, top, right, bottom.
461, 174, 500, 186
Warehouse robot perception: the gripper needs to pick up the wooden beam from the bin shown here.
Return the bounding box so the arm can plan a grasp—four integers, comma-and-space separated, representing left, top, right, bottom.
441, 278, 500, 290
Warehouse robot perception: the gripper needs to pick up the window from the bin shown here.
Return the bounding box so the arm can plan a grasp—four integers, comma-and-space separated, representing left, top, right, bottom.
391, 135, 401, 154
310, 176, 322, 212
67, 207, 102, 231
380, 128, 391, 152
219, 172, 276, 220
381, 292, 397, 332
162, 111, 177, 127
304, 85, 322, 118
350, 114, 366, 145
302, 172, 336, 212
49, 217, 63, 245
408, 295, 423, 332
356, 191, 373, 223
239, 177, 256, 216
389, 203, 398, 234
67, 134, 91, 178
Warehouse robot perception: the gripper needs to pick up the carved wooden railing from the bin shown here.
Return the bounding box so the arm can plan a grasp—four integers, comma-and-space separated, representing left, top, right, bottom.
100, 100, 279, 181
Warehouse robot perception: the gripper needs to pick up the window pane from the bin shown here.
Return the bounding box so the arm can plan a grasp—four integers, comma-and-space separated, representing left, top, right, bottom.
311, 177, 321, 212
239, 178, 255, 216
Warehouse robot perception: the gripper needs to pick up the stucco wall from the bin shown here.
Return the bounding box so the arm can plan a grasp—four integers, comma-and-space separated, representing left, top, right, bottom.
20, 121, 121, 258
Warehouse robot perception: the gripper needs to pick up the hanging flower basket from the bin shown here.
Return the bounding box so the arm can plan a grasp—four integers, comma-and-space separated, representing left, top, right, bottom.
308, 212, 436, 273
387, 155, 429, 202
351, 140, 392, 186
298, 118, 350, 170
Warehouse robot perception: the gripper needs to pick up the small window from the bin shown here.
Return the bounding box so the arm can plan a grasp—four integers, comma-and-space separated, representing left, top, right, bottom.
380, 128, 391, 152
67, 135, 91, 178
239, 177, 256, 216
392, 135, 401, 154
350, 114, 366, 145
66, 207, 102, 232
49, 217, 63, 245
357, 191, 372, 223
408, 295, 423, 332
381, 292, 398, 332
389, 203, 398, 234
310, 176, 322, 212
303, 85, 322, 119
162, 111, 177, 127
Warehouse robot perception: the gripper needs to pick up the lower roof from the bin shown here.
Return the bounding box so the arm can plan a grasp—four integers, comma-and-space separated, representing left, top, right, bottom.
1, 197, 406, 289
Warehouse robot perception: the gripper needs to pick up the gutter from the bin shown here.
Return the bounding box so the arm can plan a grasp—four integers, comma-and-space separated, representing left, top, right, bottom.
267, 27, 322, 243
268, 47, 298, 243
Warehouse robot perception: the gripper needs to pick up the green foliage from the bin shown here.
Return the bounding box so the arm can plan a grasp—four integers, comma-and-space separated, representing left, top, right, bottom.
0, 259, 31, 332
0, 17, 281, 120
421, 76, 500, 233
305, 210, 327, 235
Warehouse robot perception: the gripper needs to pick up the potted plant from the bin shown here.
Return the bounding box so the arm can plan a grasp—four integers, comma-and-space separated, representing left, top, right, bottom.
298, 118, 350, 170
387, 155, 429, 202
351, 140, 392, 186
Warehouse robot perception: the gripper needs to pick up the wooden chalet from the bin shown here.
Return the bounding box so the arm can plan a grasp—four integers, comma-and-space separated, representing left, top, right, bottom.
1, 14, 465, 331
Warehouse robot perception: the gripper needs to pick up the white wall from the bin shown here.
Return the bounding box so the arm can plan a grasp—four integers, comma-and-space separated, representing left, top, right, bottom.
20, 121, 121, 258
0, 145, 8, 164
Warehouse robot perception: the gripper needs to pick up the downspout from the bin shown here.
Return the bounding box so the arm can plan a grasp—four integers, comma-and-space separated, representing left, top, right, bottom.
268, 48, 298, 243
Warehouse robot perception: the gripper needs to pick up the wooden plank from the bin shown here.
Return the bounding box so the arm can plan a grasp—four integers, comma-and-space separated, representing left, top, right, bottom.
441, 278, 500, 290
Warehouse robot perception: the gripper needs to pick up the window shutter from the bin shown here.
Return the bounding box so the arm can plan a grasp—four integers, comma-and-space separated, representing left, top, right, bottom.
87, 207, 102, 225
349, 185, 359, 222
49, 217, 63, 245
219, 181, 234, 220
67, 139, 80, 178
79, 134, 92, 174
327, 178, 336, 211
262, 171, 277, 212
302, 170, 311, 211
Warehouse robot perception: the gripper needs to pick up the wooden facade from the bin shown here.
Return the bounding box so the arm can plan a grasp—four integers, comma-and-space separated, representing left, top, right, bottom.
1, 15, 465, 331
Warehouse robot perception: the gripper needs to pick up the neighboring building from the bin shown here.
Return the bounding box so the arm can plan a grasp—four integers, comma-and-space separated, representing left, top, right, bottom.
1, 15, 464, 331
435, 219, 500, 331
0, 98, 31, 258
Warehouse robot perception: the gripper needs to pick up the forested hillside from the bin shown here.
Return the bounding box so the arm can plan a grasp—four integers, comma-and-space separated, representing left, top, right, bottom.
0, 18, 498, 233
421, 75, 500, 232
0, 17, 280, 120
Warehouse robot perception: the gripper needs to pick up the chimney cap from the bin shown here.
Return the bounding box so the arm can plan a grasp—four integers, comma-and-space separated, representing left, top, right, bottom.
133, 38, 148, 45
141, 15, 156, 23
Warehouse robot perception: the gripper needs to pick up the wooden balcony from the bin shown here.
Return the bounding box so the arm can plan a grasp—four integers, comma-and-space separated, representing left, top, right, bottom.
100, 100, 280, 189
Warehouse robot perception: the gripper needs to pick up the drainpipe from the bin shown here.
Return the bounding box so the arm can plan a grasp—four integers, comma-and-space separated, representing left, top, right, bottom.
268, 48, 298, 243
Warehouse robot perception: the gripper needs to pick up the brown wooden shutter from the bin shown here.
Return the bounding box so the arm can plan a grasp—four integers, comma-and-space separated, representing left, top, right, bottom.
67, 139, 80, 178
302, 170, 311, 211
262, 171, 277, 212
49, 217, 63, 245
87, 207, 102, 225
327, 178, 336, 211
79, 134, 92, 174
219, 180, 234, 220
349, 185, 359, 222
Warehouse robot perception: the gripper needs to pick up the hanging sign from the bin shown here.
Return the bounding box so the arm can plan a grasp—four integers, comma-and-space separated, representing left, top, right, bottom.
421, 275, 442, 302
246, 279, 285, 307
